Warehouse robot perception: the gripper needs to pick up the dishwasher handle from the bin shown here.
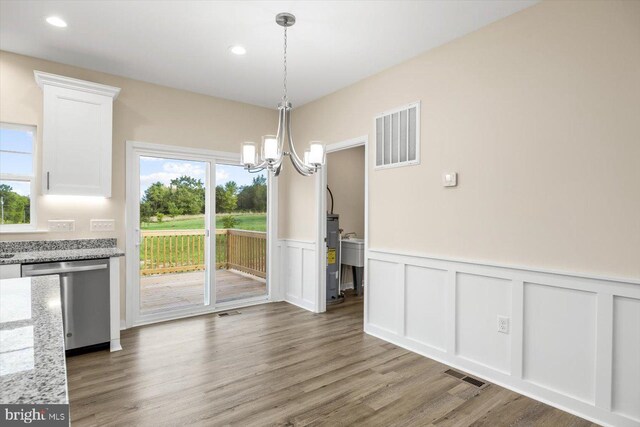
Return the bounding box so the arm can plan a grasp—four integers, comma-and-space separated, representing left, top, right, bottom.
23, 263, 108, 276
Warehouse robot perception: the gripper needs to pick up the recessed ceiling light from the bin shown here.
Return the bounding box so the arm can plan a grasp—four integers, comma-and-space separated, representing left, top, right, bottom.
46, 16, 67, 28
229, 45, 246, 56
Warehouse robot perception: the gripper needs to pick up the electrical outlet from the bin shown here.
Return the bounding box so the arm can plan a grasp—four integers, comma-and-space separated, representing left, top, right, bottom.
497, 315, 510, 334
48, 220, 75, 232
90, 219, 115, 232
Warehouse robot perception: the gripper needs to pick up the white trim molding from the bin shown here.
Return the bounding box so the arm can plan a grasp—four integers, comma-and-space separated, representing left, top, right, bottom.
365, 248, 640, 427
34, 70, 121, 99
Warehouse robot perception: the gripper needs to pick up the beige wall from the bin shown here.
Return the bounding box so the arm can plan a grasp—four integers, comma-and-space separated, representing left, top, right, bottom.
279, 0, 640, 279
0, 51, 277, 318
327, 146, 365, 239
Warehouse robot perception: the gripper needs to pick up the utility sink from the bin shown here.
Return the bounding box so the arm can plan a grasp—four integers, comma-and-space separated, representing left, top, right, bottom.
341, 238, 364, 267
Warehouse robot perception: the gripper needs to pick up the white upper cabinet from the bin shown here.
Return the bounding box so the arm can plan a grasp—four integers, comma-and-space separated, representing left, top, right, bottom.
35, 71, 120, 197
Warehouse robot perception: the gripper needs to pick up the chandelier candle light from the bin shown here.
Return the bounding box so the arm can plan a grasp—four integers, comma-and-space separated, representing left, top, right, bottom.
241, 13, 325, 176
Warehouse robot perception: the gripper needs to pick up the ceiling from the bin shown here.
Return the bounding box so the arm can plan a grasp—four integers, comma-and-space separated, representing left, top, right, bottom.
0, 1, 537, 108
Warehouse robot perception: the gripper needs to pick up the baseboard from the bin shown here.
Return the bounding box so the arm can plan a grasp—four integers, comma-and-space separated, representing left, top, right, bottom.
285, 294, 315, 312
109, 339, 122, 352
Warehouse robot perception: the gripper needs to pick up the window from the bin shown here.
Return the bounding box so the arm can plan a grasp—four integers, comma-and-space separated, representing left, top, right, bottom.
375, 101, 420, 169
0, 123, 36, 231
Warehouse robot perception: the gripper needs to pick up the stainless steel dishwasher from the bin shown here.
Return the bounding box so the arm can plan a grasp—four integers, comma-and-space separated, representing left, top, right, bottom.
22, 259, 110, 351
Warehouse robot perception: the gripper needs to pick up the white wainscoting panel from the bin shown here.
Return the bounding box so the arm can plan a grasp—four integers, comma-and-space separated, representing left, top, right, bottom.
302, 249, 316, 303
279, 240, 316, 312
405, 265, 447, 351
456, 273, 511, 374
285, 246, 302, 300
523, 283, 597, 403
612, 296, 640, 422
368, 259, 399, 333
365, 248, 640, 427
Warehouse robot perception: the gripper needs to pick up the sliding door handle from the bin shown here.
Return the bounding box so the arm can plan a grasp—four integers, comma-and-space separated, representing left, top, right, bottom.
47, 172, 50, 190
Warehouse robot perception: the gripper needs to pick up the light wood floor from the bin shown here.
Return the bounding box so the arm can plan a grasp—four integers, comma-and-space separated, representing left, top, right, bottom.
66, 296, 597, 426
140, 270, 266, 313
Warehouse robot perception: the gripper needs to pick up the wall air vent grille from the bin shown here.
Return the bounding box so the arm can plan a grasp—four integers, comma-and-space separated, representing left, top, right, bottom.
444, 369, 466, 379
444, 368, 487, 388
462, 376, 486, 388
375, 101, 420, 169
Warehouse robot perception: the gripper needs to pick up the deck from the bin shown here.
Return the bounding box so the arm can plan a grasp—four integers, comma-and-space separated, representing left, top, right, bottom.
140, 269, 266, 314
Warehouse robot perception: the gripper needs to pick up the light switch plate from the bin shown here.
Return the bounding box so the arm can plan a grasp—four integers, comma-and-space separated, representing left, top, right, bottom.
443, 172, 458, 187
90, 219, 115, 232
48, 220, 75, 232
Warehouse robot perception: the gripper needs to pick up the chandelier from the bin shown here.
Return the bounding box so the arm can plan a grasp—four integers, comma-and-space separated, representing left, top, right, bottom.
241, 13, 325, 176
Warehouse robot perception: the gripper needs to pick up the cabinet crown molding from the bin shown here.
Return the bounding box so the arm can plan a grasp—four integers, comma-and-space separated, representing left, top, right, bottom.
34, 70, 121, 99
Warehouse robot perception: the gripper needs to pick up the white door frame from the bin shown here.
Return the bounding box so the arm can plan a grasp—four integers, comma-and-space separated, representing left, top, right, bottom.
315, 135, 369, 313
125, 140, 278, 327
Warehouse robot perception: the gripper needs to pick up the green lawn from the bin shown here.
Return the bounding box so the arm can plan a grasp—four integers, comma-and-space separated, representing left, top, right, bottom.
141, 213, 266, 232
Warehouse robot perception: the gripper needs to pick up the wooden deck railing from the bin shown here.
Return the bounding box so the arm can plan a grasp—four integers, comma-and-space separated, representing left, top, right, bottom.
140, 229, 266, 278
226, 229, 267, 279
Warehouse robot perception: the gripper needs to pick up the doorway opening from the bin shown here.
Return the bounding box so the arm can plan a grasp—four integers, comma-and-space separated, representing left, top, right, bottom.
316, 136, 368, 314
326, 145, 366, 307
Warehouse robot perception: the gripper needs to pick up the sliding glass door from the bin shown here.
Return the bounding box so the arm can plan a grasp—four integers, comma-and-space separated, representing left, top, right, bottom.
128, 147, 213, 325
137, 155, 211, 315
126, 143, 271, 326
214, 163, 268, 305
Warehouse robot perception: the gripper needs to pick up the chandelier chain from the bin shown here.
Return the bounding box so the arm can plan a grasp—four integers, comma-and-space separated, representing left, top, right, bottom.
283, 25, 287, 101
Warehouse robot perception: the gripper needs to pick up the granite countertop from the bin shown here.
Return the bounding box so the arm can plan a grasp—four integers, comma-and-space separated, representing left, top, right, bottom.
0, 275, 68, 404
0, 247, 125, 265
0, 238, 124, 265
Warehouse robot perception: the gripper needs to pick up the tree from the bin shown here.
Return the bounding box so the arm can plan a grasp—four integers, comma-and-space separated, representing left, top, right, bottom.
237, 175, 267, 212
141, 182, 171, 216
166, 201, 181, 219
140, 202, 153, 224
221, 215, 237, 229
0, 184, 30, 224
216, 181, 238, 213
215, 185, 224, 214
236, 185, 255, 211
252, 175, 266, 186
252, 178, 267, 212
169, 176, 204, 215
139, 176, 206, 220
